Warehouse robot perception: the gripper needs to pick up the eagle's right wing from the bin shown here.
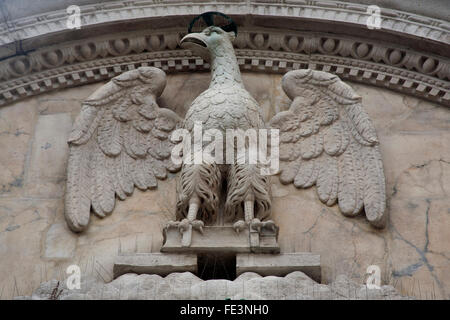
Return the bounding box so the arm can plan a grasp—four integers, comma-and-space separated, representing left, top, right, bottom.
270, 69, 386, 228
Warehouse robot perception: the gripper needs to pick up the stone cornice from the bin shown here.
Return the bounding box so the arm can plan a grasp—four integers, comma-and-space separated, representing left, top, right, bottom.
0, 1, 448, 107
1, 1, 448, 48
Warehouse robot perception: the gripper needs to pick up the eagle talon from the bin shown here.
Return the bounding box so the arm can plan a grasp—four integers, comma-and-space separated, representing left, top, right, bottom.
178, 218, 204, 235
250, 218, 262, 232
261, 220, 277, 232
178, 219, 190, 234
165, 220, 180, 229
191, 220, 204, 234
233, 220, 247, 234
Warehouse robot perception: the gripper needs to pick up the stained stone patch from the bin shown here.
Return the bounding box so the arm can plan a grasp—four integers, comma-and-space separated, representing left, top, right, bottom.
0, 100, 36, 196
236, 253, 321, 282
27, 113, 72, 198
44, 223, 77, 259
113, 253, 197, 278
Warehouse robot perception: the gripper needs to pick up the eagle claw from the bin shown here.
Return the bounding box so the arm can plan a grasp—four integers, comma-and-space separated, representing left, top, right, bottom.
250, 218, 262, 232
179, 218, 204, 234
165, 220, 180, 229
261, 220, 277, 232
191, 220, 204, 234
233, 220, 247, 234
250, 218, 277, 233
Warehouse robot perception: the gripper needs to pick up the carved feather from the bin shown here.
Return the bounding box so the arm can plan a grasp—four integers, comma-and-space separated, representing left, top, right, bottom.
115, 151, 134, 196
323, 121, 349, 156
106, 156, 126, 201
225, 164, 271, 222
279, 142, 297, 161
316, 155, 338, 206
299, 131, 323, 160
147, 157, 167, 179
316, 97, 338, 125
123, 122, 148, 158
345, 102, 378, 145
65, 143, 92, 232
112, 97, 133, 121
68, 106, 104, 145
294, 159, 318, 188
90, 145, 115, 217
361, 145, 386, 227
97, 107, 122, 156
132, 158, 152, 190
176, 163, 221, 223
337, 142, 364, 216
279, 158, 302, 184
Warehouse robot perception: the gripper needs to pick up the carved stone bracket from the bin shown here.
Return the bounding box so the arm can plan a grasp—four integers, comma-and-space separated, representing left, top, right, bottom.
162, 225, 280, 254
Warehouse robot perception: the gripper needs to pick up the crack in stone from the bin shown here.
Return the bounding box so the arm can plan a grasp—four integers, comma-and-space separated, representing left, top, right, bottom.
390, 158, 450, 199
302, 209, 325, 235
392, 262, 423, 277
0, 128, 30, 137
387, 158, 449, 297
389, 222, 446, 297
424, 199, 431, 253
0, 175, 24, 194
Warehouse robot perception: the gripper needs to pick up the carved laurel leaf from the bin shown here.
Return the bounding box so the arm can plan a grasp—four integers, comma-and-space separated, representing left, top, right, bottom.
272, 69, 387, 228
65, 67, 182, 232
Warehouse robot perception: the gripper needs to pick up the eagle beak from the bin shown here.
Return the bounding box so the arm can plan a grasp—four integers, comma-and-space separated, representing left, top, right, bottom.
180, 33, 210, 61
180, 33, 208, 49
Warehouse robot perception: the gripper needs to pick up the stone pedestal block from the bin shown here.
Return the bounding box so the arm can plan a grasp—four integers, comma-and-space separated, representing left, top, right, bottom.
113, 253, 197, 279
161, 225, 280, 254
236, 253, 321, 282
113, 252, 321, 283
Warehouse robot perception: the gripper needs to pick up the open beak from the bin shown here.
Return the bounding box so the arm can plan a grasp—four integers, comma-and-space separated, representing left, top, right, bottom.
180, 33, 210, 60
180, 33, 208, 49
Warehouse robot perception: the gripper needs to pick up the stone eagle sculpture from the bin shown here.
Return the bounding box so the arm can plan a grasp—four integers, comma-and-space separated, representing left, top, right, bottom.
65, 22, 386, 239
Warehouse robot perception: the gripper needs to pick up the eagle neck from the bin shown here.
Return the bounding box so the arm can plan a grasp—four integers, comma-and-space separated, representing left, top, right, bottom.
209, 42, 243, 88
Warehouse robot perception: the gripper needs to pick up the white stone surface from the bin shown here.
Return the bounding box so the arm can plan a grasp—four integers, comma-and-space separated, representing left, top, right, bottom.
44, 223, 77, 259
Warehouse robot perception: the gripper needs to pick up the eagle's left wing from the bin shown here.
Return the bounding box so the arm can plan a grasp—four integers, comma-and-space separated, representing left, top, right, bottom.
65, 67, 182, 232
269, 69, 386, 228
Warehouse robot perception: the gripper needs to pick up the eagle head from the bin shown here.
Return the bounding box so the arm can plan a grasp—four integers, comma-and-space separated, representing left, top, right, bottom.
180, 26, 236, 61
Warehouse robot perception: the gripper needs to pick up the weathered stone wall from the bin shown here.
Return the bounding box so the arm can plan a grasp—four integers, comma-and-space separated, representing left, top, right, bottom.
0, 72, 449, 299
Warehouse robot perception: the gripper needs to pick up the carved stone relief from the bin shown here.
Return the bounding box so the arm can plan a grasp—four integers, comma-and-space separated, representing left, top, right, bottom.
65, 21, 387, 255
